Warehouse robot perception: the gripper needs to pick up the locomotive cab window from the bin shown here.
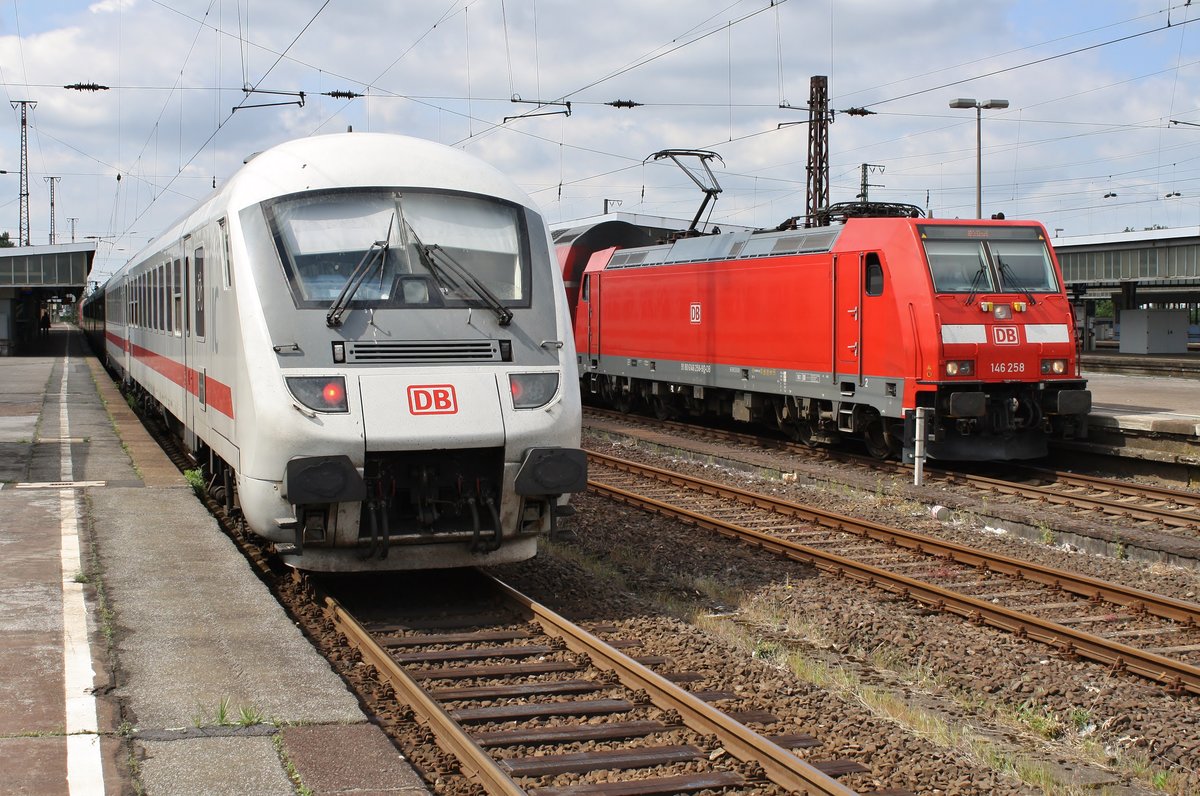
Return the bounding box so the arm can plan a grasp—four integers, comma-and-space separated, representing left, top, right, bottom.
263, 188, 533, 312
920, 225, 1057, 296
923, 239, 994, 293
992, 239, 1059, 293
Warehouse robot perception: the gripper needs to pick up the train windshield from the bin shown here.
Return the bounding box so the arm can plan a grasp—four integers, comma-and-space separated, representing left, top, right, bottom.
266, 189, 530, 311
991, 239, 1059, 293
919, 225, 1058, 295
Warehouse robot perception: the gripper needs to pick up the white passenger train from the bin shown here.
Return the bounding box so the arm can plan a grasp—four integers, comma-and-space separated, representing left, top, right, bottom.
83, 133, 586, 571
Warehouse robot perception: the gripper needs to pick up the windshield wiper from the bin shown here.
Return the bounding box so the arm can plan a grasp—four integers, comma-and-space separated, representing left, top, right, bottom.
400, 217, 513, 326
995, 256, 1037, 306
325, 215, 396, 327
964, 263, 989, 306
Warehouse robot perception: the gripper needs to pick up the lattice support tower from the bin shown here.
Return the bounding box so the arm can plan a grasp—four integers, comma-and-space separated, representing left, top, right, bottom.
12, 100, 36, 246
45, 176, 60, 244
804, 76, 829, 228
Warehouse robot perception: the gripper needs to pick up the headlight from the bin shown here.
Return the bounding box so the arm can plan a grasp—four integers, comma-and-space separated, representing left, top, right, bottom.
510, 373, 559, 409
945, 360, 974, 377
286, 376, 349, 412
1041, 359, 1067, 375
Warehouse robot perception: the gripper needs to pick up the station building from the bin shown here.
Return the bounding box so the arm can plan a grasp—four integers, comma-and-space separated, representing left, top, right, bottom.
0, 241, 95, 355
1054, 228, 1200, 353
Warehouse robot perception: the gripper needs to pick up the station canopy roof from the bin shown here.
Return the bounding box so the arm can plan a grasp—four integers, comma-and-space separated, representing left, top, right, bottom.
0, 242, 96, 293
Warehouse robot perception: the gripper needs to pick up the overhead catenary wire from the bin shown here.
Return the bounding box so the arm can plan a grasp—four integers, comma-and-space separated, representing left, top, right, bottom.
20, 0, 1200, 266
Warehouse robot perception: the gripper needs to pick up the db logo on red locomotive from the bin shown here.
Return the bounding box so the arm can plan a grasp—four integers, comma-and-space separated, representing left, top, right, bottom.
992, 326, 1020, 345
407, 384, 458, 415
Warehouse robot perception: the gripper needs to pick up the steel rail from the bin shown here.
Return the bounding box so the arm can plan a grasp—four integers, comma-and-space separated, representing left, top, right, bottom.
589, 451, 1200, 626
486, 574, 859, 796
933, 468, 1200, 529
584, 409, 1200, 529
1006, 465, 1200, 508
323, 597, 527, 796
587, 452, 1200, 695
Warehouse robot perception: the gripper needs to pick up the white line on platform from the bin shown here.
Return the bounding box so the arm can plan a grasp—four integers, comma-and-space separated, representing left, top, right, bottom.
58, 353, 106, 794
10, 481, 108, 490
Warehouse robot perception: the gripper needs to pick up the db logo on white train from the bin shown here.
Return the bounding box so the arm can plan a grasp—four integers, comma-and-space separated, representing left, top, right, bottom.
407, 384, 459, 415
992, 326, 1020, 345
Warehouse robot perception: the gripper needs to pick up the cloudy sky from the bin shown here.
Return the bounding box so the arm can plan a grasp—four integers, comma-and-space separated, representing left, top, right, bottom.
2, 0, 1199, 279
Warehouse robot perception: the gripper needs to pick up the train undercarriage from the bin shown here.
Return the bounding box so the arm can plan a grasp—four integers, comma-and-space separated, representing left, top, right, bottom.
585, 373, 1090, 462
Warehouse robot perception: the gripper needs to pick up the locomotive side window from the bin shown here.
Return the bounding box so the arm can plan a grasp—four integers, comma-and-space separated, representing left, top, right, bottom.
865, 254, 884, 296
264, 188, 532, 311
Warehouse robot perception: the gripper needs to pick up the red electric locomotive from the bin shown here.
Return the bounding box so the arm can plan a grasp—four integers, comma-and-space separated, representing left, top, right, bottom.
556, 204, 1091, 460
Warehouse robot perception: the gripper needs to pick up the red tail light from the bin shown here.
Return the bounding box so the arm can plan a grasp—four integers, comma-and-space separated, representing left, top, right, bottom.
286, 376, 349, 413
322, 381, 345, 405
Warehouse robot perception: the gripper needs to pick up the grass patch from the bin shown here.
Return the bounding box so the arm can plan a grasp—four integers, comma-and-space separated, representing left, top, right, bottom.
1013, 700, 1063, 740
192, 697, 268, 728
237, 705, 266, 727
273, 733, 313, 796
183, 468, 206, 497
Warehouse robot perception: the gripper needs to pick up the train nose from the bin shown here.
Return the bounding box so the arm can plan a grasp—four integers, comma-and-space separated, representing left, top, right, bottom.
357, 373, 506, 448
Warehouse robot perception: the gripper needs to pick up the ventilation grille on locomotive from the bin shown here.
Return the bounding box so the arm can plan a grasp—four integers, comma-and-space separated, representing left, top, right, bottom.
348, 340, 499, 364
605, 226, 843, 270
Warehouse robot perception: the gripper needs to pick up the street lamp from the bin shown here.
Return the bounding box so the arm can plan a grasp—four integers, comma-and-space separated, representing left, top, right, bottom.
949, 98, 1009, 218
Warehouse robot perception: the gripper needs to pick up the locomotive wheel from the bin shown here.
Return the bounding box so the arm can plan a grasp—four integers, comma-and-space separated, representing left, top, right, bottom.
862, 413, 897, 459
651, 396, 673, 420
785, 419, 818, 447
612, 391, 633, 414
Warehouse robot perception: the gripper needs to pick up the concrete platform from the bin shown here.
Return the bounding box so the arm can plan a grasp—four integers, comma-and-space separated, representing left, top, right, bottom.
1080, 350, 1200, 379
1071, 369, 1200, 468
0, 325, 430, 795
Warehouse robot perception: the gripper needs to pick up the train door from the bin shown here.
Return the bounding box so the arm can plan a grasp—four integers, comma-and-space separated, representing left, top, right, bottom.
170, 250, 186, 429
584, 272, 600, 369
180, 237, 201, 451
834, 253, 864, 388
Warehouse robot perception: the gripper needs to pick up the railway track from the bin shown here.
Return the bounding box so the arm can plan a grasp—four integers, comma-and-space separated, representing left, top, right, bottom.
129, 382, 908, 795
324, 571, 905, 796
584, 408, 1200, 539
586, 450, 1200, 696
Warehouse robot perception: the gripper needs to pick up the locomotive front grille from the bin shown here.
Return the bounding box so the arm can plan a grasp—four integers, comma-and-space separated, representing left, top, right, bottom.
348, 339, 499, 364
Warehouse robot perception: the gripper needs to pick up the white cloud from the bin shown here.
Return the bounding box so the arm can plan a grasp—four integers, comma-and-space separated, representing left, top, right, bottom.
0, 0, 1196, 276
88, 0, 137, 15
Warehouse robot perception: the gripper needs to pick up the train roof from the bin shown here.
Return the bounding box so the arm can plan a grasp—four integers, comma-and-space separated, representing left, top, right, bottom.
586, 215, 1053, 272
122, 133, 541, 274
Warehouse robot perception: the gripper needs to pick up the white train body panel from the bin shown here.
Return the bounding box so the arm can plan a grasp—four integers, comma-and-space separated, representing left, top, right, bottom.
84, 133, 585, 571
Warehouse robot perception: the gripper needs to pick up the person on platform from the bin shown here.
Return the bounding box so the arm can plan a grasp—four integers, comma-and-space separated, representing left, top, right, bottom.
39, 310, 51, 336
